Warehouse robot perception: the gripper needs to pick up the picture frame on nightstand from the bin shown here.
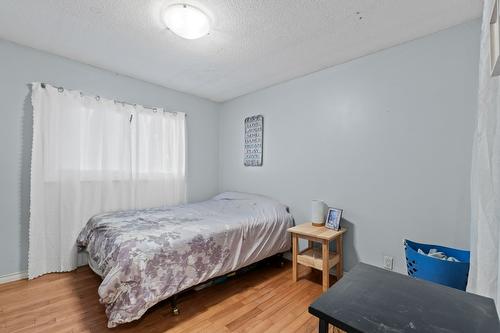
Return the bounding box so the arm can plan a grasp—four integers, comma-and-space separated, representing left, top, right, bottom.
325, 208, 343, 231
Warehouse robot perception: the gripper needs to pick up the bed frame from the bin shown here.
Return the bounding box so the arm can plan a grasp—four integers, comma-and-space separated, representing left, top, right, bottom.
166, 252, 286, 315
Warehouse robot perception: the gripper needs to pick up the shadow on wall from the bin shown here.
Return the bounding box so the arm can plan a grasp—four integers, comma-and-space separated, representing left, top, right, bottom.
20, 86, 33, 272
337, 218, 359, 272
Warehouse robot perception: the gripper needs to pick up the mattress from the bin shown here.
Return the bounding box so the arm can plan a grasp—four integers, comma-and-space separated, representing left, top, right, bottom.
77, 192, 294, 327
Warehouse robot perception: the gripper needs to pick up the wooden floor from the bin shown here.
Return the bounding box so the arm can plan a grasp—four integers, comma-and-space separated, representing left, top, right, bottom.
0, 262, 343, 333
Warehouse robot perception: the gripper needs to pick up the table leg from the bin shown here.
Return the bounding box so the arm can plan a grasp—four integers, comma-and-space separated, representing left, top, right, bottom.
336, 236, 343, 280
322, 239, 329, 292
292, 233, 298, 282
319, 318, 328, 333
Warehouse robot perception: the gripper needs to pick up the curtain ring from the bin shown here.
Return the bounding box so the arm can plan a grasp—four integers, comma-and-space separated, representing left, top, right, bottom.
95, 95, 100, 101
57, 87, 64, 93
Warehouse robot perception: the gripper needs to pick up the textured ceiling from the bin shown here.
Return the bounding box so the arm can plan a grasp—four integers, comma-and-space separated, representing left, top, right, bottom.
0, 0, 482, 102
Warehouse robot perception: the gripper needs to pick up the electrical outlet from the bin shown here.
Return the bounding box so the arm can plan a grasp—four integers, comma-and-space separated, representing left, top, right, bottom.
383, 256, 393, 271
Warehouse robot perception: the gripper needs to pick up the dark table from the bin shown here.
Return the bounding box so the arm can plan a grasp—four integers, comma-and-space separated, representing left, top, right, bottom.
309, 263, 500, 333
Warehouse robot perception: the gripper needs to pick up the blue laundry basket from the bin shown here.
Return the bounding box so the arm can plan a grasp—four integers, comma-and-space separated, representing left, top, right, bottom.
404, 239, 470, 291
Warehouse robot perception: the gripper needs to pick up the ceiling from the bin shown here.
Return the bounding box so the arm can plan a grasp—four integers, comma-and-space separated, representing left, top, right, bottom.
0, 1, 482, 102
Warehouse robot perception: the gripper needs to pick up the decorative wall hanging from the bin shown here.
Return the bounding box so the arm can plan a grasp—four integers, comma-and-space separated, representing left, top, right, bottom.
244, 115, 263, 166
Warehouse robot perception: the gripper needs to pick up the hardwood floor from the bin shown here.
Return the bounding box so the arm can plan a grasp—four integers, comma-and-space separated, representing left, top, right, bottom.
0, 262, 343, 333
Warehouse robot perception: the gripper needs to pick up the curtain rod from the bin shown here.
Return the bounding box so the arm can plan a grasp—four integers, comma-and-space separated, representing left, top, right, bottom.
39, 82, 184, 116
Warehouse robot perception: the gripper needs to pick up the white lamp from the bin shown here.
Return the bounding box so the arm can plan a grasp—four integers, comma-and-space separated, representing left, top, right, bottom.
161, 4, 210, 40
311, 200, 327, 226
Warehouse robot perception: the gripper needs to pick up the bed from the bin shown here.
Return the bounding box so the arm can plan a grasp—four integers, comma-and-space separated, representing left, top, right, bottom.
76, 191, 294, 327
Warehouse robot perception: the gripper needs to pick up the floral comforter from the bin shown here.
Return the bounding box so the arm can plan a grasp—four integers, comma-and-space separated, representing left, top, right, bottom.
76, 192, 293, 327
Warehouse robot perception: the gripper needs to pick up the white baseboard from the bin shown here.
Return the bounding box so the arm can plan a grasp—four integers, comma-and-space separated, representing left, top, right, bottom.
0, 271, 28, 284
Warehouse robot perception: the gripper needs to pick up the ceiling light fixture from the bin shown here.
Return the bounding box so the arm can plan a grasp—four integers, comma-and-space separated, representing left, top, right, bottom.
162, 3, 210, 40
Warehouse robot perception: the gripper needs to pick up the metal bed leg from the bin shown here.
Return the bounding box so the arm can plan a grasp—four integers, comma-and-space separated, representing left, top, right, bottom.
276, 252, 285, 267
170, 295, 179, 315
280, 253, 285, 267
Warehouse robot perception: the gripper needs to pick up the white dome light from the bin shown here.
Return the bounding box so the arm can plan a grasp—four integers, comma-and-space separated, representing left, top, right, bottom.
162, 4, 210, 40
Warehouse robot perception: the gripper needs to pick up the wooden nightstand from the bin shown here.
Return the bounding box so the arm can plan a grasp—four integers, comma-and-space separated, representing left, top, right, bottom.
287, 223, 347, 292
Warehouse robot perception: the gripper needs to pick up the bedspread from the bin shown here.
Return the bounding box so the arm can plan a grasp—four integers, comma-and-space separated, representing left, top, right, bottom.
76, 192, 293, 327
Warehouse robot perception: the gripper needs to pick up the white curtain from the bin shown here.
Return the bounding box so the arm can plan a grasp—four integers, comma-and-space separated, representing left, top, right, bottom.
469, 0, 500, 309
29, 83, 186, 279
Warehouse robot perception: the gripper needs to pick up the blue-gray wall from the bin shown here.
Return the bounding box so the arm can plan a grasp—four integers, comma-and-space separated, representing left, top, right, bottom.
219, 20, 481, 273
0, 40, 220, 276
0, 20, 481, 277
